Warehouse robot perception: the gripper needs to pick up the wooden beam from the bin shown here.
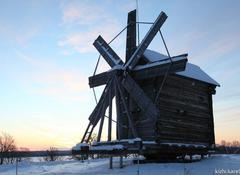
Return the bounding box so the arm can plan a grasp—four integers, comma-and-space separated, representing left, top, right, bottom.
97, 113, 105, 142
115, 76, 138, 138
93, 35, 123, 68
89, 80, 111, 126
89, 71, 111, 88
132, 54, 188, 80
126, 9, 136, 62
108, 85, 113, 141
124, 12, 167, 70
86, 125, 95, 143
81, 122, 91, 143
121, 74, 159, 122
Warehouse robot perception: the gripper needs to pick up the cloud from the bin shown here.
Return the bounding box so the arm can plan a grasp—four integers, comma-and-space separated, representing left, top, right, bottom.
191, 32, 240, 63
61, 2, 107, 25
16, 51, 89, 101
58, 22, 120, 53
0, 21, 39, 46
59, 1, 122, 53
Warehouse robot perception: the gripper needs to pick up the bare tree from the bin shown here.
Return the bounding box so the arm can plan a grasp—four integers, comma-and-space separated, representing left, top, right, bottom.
89, 133, 97, 144
232, 140, 240, 147
43, 147, 60, 161
0, 132, 17, 165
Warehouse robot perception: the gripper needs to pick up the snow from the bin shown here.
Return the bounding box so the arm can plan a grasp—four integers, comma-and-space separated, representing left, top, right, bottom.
163, 142, 207, 148
133, 55, 185, 71
72, 143, 89, 150
90, 138, 142, 146
176, 63, 220, 86
142, 141, 157, 145
143, 49, 220, 86
144, 49, 168, 62
0, 155, 239, 175
90, 144, 124, 151
119, 138, 142, 144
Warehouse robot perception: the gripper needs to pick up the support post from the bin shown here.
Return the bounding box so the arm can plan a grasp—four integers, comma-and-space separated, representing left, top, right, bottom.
108, 86, 112, 141
81, 123, 91, 143
120, 156, 123, 168
86, 125, 94, 143
97, 114, 105, 142
16, 158, 18, 175
109, 156, 113, 169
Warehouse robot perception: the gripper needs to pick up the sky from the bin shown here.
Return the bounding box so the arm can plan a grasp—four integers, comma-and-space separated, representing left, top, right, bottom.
0, 0, 239, 150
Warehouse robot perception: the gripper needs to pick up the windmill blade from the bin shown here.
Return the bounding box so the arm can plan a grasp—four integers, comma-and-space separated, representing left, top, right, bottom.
124, 12, 168, 70
132, 54, 188, 80
89, 79, 115, 126
115, 76, 138, 138
88, 85, 109, 126
88, 69, 119, 88
121, 74, 159, 121
93, 35, 123, 68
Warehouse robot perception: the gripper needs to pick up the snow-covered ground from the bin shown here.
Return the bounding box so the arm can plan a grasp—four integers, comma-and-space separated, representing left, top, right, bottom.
0, 154, 239, 175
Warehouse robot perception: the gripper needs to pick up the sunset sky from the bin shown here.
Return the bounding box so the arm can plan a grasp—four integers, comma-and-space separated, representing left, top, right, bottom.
0, 0, 239, 150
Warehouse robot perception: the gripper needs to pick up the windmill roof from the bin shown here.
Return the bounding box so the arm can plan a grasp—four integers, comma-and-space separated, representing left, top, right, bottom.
143, 49, 220, 86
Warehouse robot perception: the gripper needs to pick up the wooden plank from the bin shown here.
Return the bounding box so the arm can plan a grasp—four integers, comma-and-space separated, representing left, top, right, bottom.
158, 109, 211, 124
108, 85, 113, 141
89, 79, 115, 126
81, 123, 91, 143
97, 114, 105, 142
158, 104, 212, 120
115, 77, 138, 138
158, 98, 211, 114
157, 119, 211, 131
132, 55, 187, 79
157, 123, 211, 135
121, 74, 159, 122
93, 35, 123, 68
126, 9, 136, 62
89, 71, 113, 88
124, 11, 167, 70
158, 133, 210, 143
115, 88, 129, 139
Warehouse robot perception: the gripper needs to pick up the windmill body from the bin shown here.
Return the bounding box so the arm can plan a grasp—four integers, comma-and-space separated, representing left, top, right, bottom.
80, 10, 219, 158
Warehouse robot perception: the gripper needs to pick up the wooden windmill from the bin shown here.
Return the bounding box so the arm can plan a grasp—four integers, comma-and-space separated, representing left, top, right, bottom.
81, 10, 187, 143
81, 9, 218, 157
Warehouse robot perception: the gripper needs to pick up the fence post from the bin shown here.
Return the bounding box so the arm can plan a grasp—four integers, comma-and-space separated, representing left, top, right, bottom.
109, 156, 113, 169
15, 158, 18, 175
120, 156, 123, 168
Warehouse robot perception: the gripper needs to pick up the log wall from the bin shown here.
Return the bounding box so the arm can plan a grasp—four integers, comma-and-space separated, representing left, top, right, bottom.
133, 74, 216, 146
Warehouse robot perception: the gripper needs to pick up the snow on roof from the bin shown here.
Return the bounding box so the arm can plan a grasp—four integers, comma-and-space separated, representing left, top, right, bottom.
176, 63, 220, 86
143, 49, 220, 86
143, 49, 168, 62
134, 54, 186, 71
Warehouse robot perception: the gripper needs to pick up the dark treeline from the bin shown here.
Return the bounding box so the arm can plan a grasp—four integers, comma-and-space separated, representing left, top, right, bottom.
215, 140, 240, 154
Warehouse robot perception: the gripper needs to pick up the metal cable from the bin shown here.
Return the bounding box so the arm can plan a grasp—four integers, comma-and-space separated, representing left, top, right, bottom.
136, 0, 140, 45
154, 30, 173, 103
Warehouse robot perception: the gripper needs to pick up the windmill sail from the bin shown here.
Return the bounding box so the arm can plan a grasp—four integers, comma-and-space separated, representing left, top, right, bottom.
121, 74, 159, 121
124, 12, 168, 70
93, 35, 123, 68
